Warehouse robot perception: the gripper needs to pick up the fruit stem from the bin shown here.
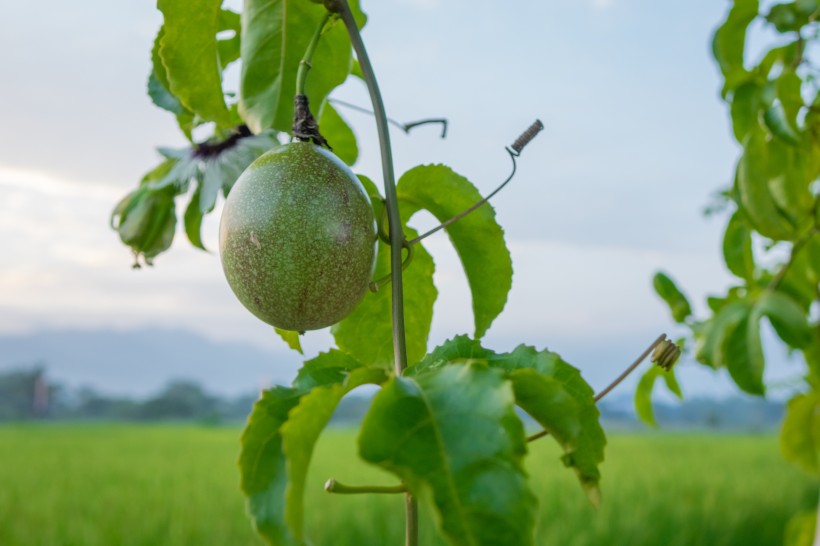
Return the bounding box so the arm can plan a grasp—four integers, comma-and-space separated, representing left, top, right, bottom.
335, 2, 415, 545
296, 12, 332, 97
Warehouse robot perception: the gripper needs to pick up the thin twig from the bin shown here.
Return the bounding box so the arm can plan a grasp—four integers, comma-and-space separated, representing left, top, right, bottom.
526, 334, 668, 443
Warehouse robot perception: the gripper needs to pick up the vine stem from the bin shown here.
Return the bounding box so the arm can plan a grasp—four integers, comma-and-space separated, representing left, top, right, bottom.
527, 333, 668, 443
334, 2, 415, 545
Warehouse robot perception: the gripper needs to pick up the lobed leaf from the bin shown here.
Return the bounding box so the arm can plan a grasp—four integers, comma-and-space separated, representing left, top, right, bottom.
332, 225, 436, 368
240, 351, 382, 545
780, 391, 820, 476
239, 387, 303, 546
157, 0, 233, 128
359, 363, 537, 546
281, 367, 387, 541
332, 175, 437, 369
409, 336, 605, 501
397, 165, 512, 339
292, 349, 365, 392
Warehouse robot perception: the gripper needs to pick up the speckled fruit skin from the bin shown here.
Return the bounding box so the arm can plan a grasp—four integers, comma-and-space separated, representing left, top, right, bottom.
219, 142, 377, 331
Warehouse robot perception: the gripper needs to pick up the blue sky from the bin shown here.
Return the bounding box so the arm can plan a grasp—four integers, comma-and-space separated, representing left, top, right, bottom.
1, 0, 803, 397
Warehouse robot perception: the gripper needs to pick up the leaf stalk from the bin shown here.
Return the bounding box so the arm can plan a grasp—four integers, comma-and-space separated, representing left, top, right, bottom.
324, 479, 407, 494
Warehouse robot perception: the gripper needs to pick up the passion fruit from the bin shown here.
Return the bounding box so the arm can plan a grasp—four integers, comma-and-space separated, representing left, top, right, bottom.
219, 142, 377, 331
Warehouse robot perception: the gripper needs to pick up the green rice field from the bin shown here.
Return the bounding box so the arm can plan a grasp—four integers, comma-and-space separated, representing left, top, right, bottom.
0, 425, 815, 545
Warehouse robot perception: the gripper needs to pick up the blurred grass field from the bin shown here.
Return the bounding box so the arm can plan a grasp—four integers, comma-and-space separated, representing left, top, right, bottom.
0, 424, 815, 546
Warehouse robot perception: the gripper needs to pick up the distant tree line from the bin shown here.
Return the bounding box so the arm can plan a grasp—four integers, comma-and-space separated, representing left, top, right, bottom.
0, 366, 256, 423
0, 366, 787, 430
0, 366, 372, 424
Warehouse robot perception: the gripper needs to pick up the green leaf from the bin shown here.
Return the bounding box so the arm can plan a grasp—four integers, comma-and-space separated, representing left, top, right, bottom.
411, 335, 490, 373
652, 271, 692, 323
785, 511, 817, 546
183, 188, 207, 250
148, 26, 187, 116
767, 139, 814, 225
722, 311, 765, 395
764, 102, 801, 144
634, 366, 683, 427
767, 3, 811, 32
397, 165, 512, 338
723, 210, 755, 280
780, 391, 820, 476
238, 387, 303, 546
509, 369, 600, 505
281, 367, 387, 542
736, 131, 796, 240
274, 328, 303, 354
757, 42, 801, 82
486, 344, 605, 500
114, 185, 178, 264
756, 290, 812, 347
778, 69, 804, 123
331, 225, 436, 369
239, 1, 356, 134
359, 363, 537, 546
292, 349, 365, 391
713, 0, 759, 82
804, 331, 820, 387
217, 9, 242, 69
410, 336, 606, 501
318, 101, 358, 166
157, 0, 232, 128
695, 300, 750, 367
809, 235, 820, 282
730, 80, 762, 142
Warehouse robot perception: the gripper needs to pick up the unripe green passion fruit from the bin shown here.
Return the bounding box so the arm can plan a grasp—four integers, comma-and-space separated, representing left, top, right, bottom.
219, 142, 377, 331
